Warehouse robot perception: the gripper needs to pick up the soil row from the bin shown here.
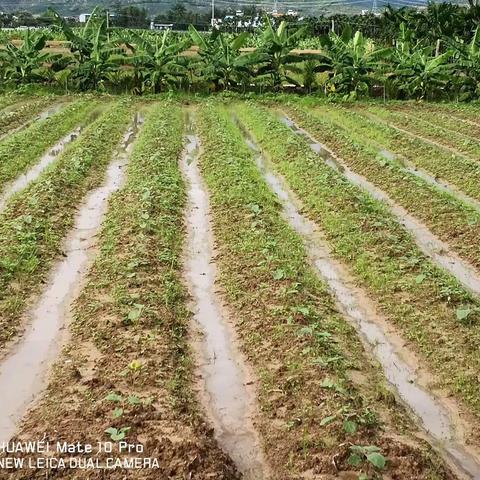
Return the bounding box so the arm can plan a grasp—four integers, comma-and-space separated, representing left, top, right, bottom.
196, 102, 453, 479
0, 96, 60, 138
0, 100, 133, 352
361, 104, 480, 161
0, 97, 101, 190
281, 102, 480, 274
234, 101, 480, 443
3, 101, 239, 480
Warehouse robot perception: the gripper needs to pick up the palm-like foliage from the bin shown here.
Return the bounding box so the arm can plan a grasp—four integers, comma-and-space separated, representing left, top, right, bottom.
413, 2, 464, 44
188, 26, 254, 90
1, 9, 479, 100
49, 7, 122, 90
319, 27, 390, 97
123, 29, 190, 93
387, 24, 452, 99
450, 26, 480, 98
0, 30, 52, 83
254, 17, 309, 88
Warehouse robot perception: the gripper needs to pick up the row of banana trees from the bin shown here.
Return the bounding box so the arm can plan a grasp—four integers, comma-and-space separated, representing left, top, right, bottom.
0, 7, 479, 100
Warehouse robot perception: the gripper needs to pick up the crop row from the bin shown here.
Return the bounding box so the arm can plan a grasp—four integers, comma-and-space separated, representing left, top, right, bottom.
0, 100, 132, 349
197, 102, 450, 478
0, 96, 58, 138
235, 102, 480, 431
381, 102, 480, 138
8, 102, 240, 479
360, 105, 480, 162
1, 97, 479, 479
280, 102, 480, 273
353, 106, 480, 200
0, 98, 101, 190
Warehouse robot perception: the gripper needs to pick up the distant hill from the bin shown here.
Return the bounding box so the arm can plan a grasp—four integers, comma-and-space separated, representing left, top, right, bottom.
0, 0, 448, 18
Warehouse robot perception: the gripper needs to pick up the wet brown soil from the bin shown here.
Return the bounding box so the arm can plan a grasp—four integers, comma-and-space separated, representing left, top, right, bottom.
181, 112, 268, 479
0, 105, 240, 480
0, 115, 142, 444
240, 120, 480, 480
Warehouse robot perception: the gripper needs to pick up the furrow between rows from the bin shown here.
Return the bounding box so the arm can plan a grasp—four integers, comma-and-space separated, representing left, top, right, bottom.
181, 110, 267, 479
282, 103, 480, 280
0, 109, 143, 445
362, 105, 480, 162
2, 101, 241, 480
0, 100, 134, 353
196, 102, 456, 479
234, 109, 480, 480
0, 97, 102, 191
234, 101, 480, 444
0, 96, 62, 139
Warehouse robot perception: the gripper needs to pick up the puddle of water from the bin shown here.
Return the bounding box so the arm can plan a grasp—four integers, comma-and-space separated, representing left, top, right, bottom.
390, 151, 480, 213
181, 113, 266, 479
36, 103, 65, 121
0, 102, 66, 143
0, 114, 143, 444
378, 148, 397, 162
239, 120, 480, 480
0, 128, 82, 212
280, 114, 480, 298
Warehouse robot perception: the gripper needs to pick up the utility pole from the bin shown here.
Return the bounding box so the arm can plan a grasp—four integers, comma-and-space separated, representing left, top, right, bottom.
211, 0, 215, 27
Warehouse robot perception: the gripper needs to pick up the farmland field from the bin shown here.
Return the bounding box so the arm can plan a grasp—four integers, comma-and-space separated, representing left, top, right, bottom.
1, 93, 480, 480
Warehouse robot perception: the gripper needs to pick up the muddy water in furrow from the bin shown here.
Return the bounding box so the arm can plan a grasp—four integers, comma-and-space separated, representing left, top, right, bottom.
181, 113, 267, 479
364, 111, 475, 163
237, 121, 480, 480
0, 128, 82, 212
0, 102, 67, 142
0, 114, 143, 444
361, 136, 480, 213
394, 156, 480, 213
280, 115, 480, 298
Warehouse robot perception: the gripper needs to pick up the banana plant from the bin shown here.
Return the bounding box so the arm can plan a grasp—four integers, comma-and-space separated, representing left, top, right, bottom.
0, 29, 52, 84
254, 17, 312, 88
188, 26, 255, 90
318, 26, 391, 98
49, 7, 123, 90
387, 23, 453, 99
122, 29, 190, 94
449, 26, 480, 98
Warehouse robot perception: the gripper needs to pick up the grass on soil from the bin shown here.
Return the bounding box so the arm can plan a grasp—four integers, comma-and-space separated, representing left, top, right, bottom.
234, 100, 480, 439
0, 100, 133, 351
196, 101, 452, 480
5, 101, 240, 480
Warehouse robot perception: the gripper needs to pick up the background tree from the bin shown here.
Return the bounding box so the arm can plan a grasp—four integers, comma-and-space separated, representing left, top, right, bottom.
113, 6, 149, 29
